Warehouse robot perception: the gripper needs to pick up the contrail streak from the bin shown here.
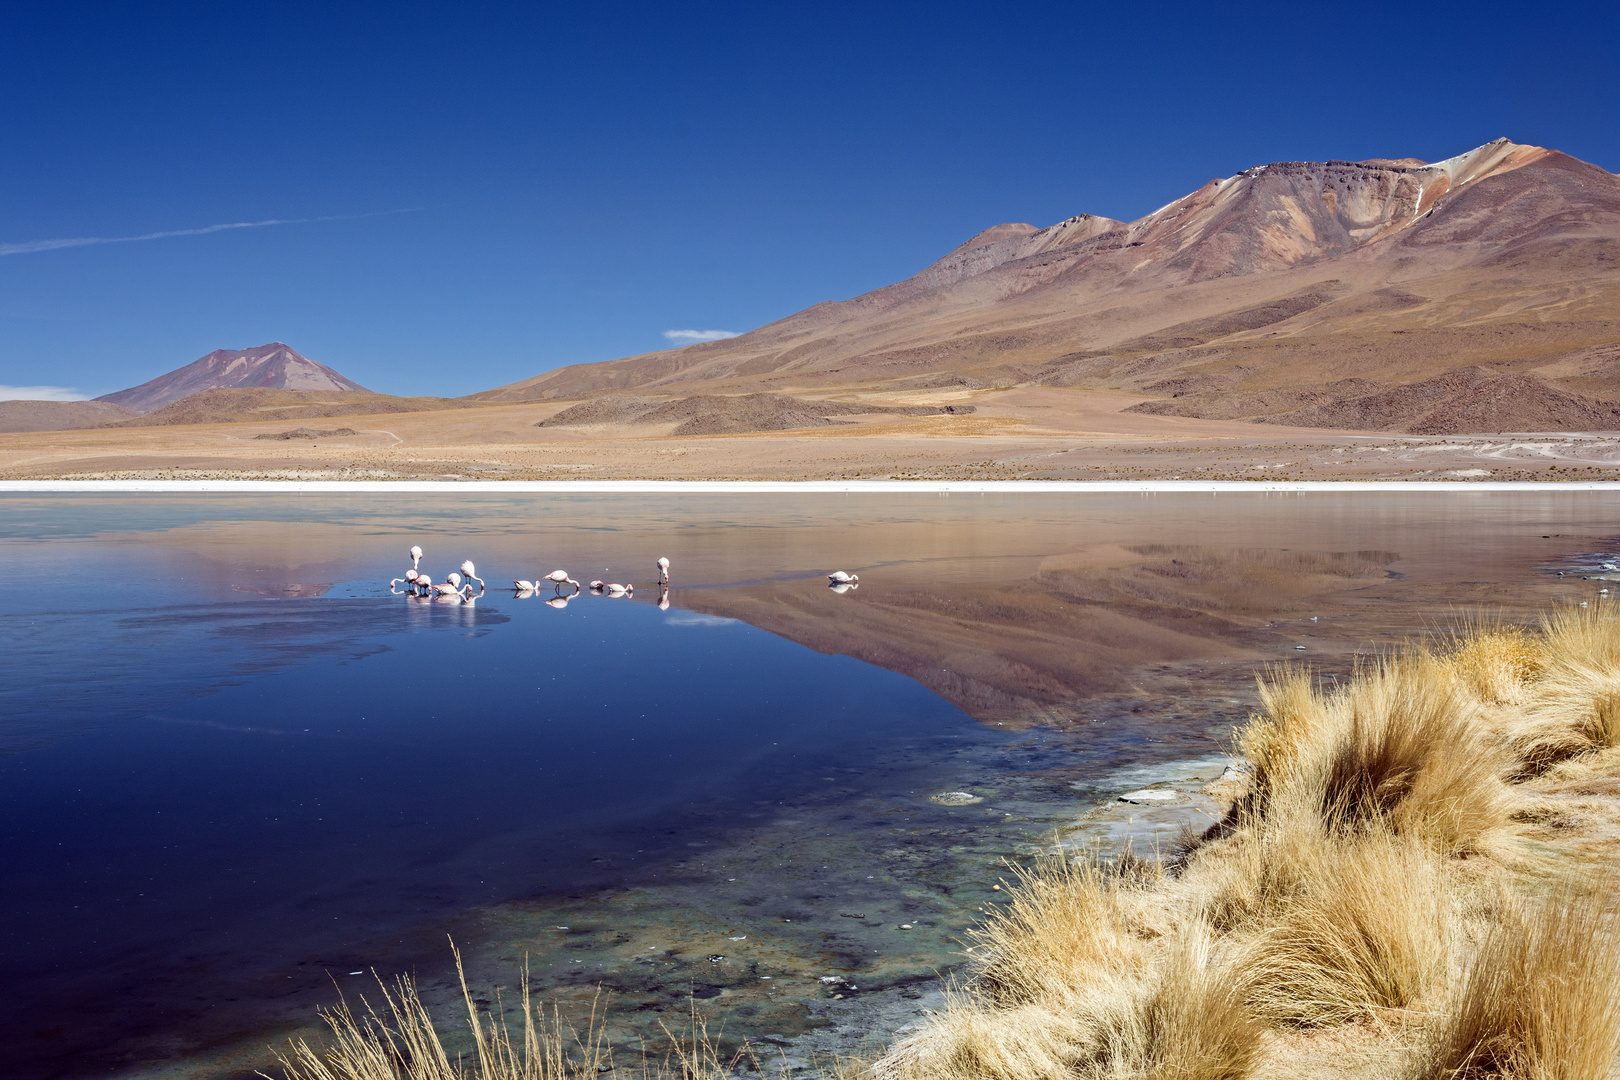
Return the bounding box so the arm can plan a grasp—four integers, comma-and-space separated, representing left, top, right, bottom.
0, 210, 417, 257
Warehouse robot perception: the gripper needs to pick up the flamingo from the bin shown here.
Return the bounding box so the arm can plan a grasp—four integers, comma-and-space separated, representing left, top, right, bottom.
589, 580, 605, 591
827, 571, 859, 585
410, 545, 423, 570
429, 577, 472, 600
602, 582, 633, 597
460, 560, 485, 594
391, 569, 420, 591
656, 557, 670, 585
514, 579, 539, 592
542, 570, 580, 590
545, 594, 572, 609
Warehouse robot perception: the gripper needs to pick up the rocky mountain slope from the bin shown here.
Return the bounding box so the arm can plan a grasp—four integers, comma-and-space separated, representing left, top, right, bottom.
475, 139, 1620, 433
0, 399, 137, 433
97, 343, 369, 414
103, 387, 468, 426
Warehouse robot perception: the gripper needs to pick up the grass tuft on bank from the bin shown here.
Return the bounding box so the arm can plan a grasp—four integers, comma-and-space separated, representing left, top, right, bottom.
873, 603, 1620, 1080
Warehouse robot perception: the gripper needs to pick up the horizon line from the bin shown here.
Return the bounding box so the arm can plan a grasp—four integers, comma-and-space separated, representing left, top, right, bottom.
2, 479, 1617, 494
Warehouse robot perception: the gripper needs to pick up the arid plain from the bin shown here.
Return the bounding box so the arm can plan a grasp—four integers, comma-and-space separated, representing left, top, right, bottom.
5, 385, 1620, 482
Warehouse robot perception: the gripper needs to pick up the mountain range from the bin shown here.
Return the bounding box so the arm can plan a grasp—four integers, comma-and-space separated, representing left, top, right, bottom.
473, 137, 1620, 433
6, 137, 1618, 438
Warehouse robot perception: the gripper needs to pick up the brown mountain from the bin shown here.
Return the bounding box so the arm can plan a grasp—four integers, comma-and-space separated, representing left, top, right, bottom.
103, 387, 469, 427
0, 399, 137, 434
475, 139, 1620, 433
97, 343, 369, 414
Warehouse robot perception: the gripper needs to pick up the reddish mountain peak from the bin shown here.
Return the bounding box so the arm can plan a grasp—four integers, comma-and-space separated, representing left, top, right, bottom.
945, 223, 1039, 257
96, 343, 370, 414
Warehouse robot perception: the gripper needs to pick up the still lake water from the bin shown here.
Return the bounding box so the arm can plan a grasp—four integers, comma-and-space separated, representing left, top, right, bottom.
1, 490, 1614, 1078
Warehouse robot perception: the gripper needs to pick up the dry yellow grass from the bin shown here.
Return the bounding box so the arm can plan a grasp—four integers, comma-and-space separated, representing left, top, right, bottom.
967, 855, 1146, 1010
1413, 878, 1620, 1079
1139, 924, 1263, 1080
1237, 654, 1510, 856
1230, 829, 1447, 1027
873, 606, 1620, 1080
264, 947, 768, 1080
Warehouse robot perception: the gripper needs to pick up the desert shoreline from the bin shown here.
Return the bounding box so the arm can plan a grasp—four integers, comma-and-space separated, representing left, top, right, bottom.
5, 478, 1620, 493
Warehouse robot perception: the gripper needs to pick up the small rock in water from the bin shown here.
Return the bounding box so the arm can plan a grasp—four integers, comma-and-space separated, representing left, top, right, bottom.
1118, 788, 1180, 805
898, 923, 913, 929
708, 954, 724, 963
930, 791, 982, 805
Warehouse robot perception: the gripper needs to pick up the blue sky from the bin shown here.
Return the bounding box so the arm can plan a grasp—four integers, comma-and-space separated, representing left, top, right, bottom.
1, 1, 1616, 400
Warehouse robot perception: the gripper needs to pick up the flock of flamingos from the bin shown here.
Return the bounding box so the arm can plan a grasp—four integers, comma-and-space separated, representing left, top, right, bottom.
389, 546, 860, 607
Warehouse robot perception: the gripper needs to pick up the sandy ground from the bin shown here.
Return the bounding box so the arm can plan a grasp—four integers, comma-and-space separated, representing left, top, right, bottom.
6, 387, 1620, 481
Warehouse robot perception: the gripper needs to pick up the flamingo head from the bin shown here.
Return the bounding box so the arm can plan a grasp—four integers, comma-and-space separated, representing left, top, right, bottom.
405, 569, 419, 582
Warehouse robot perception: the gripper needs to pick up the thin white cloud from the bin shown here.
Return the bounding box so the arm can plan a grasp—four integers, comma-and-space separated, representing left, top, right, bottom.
0, 385, 89, 401
0, 209, 417, 258
663, 329, 740, 343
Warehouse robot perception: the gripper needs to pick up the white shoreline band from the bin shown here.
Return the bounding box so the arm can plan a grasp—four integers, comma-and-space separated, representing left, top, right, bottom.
1, 480, 1618, 494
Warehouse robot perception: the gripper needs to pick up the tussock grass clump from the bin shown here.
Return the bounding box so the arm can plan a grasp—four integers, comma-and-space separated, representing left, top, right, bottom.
967, 855, 1144, 1009
874, 856, 1145, 1080
1236, 655, 1510, 856
1446, 624, 1545, 707
1414, 879, 1620, 1080
874, 925, 1263, 1080
874, 607, 1620, 1079
873, 998, 1115, 1080
266, 947, 759, 1080
1231, 829, 1446, 1026
1501, 603, 1620, 776
1139, 925, 1262, 1080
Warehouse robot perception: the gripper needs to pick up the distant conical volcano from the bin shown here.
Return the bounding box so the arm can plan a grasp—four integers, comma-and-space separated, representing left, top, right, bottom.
98, 343, 369, 414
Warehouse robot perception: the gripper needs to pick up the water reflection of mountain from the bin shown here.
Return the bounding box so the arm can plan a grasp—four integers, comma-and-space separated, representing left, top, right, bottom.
684, 546, 1401, 727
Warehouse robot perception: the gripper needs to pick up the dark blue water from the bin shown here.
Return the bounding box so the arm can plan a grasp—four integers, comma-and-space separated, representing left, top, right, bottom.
5, 488, 1610, 1078
0, 512, 998, 1078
